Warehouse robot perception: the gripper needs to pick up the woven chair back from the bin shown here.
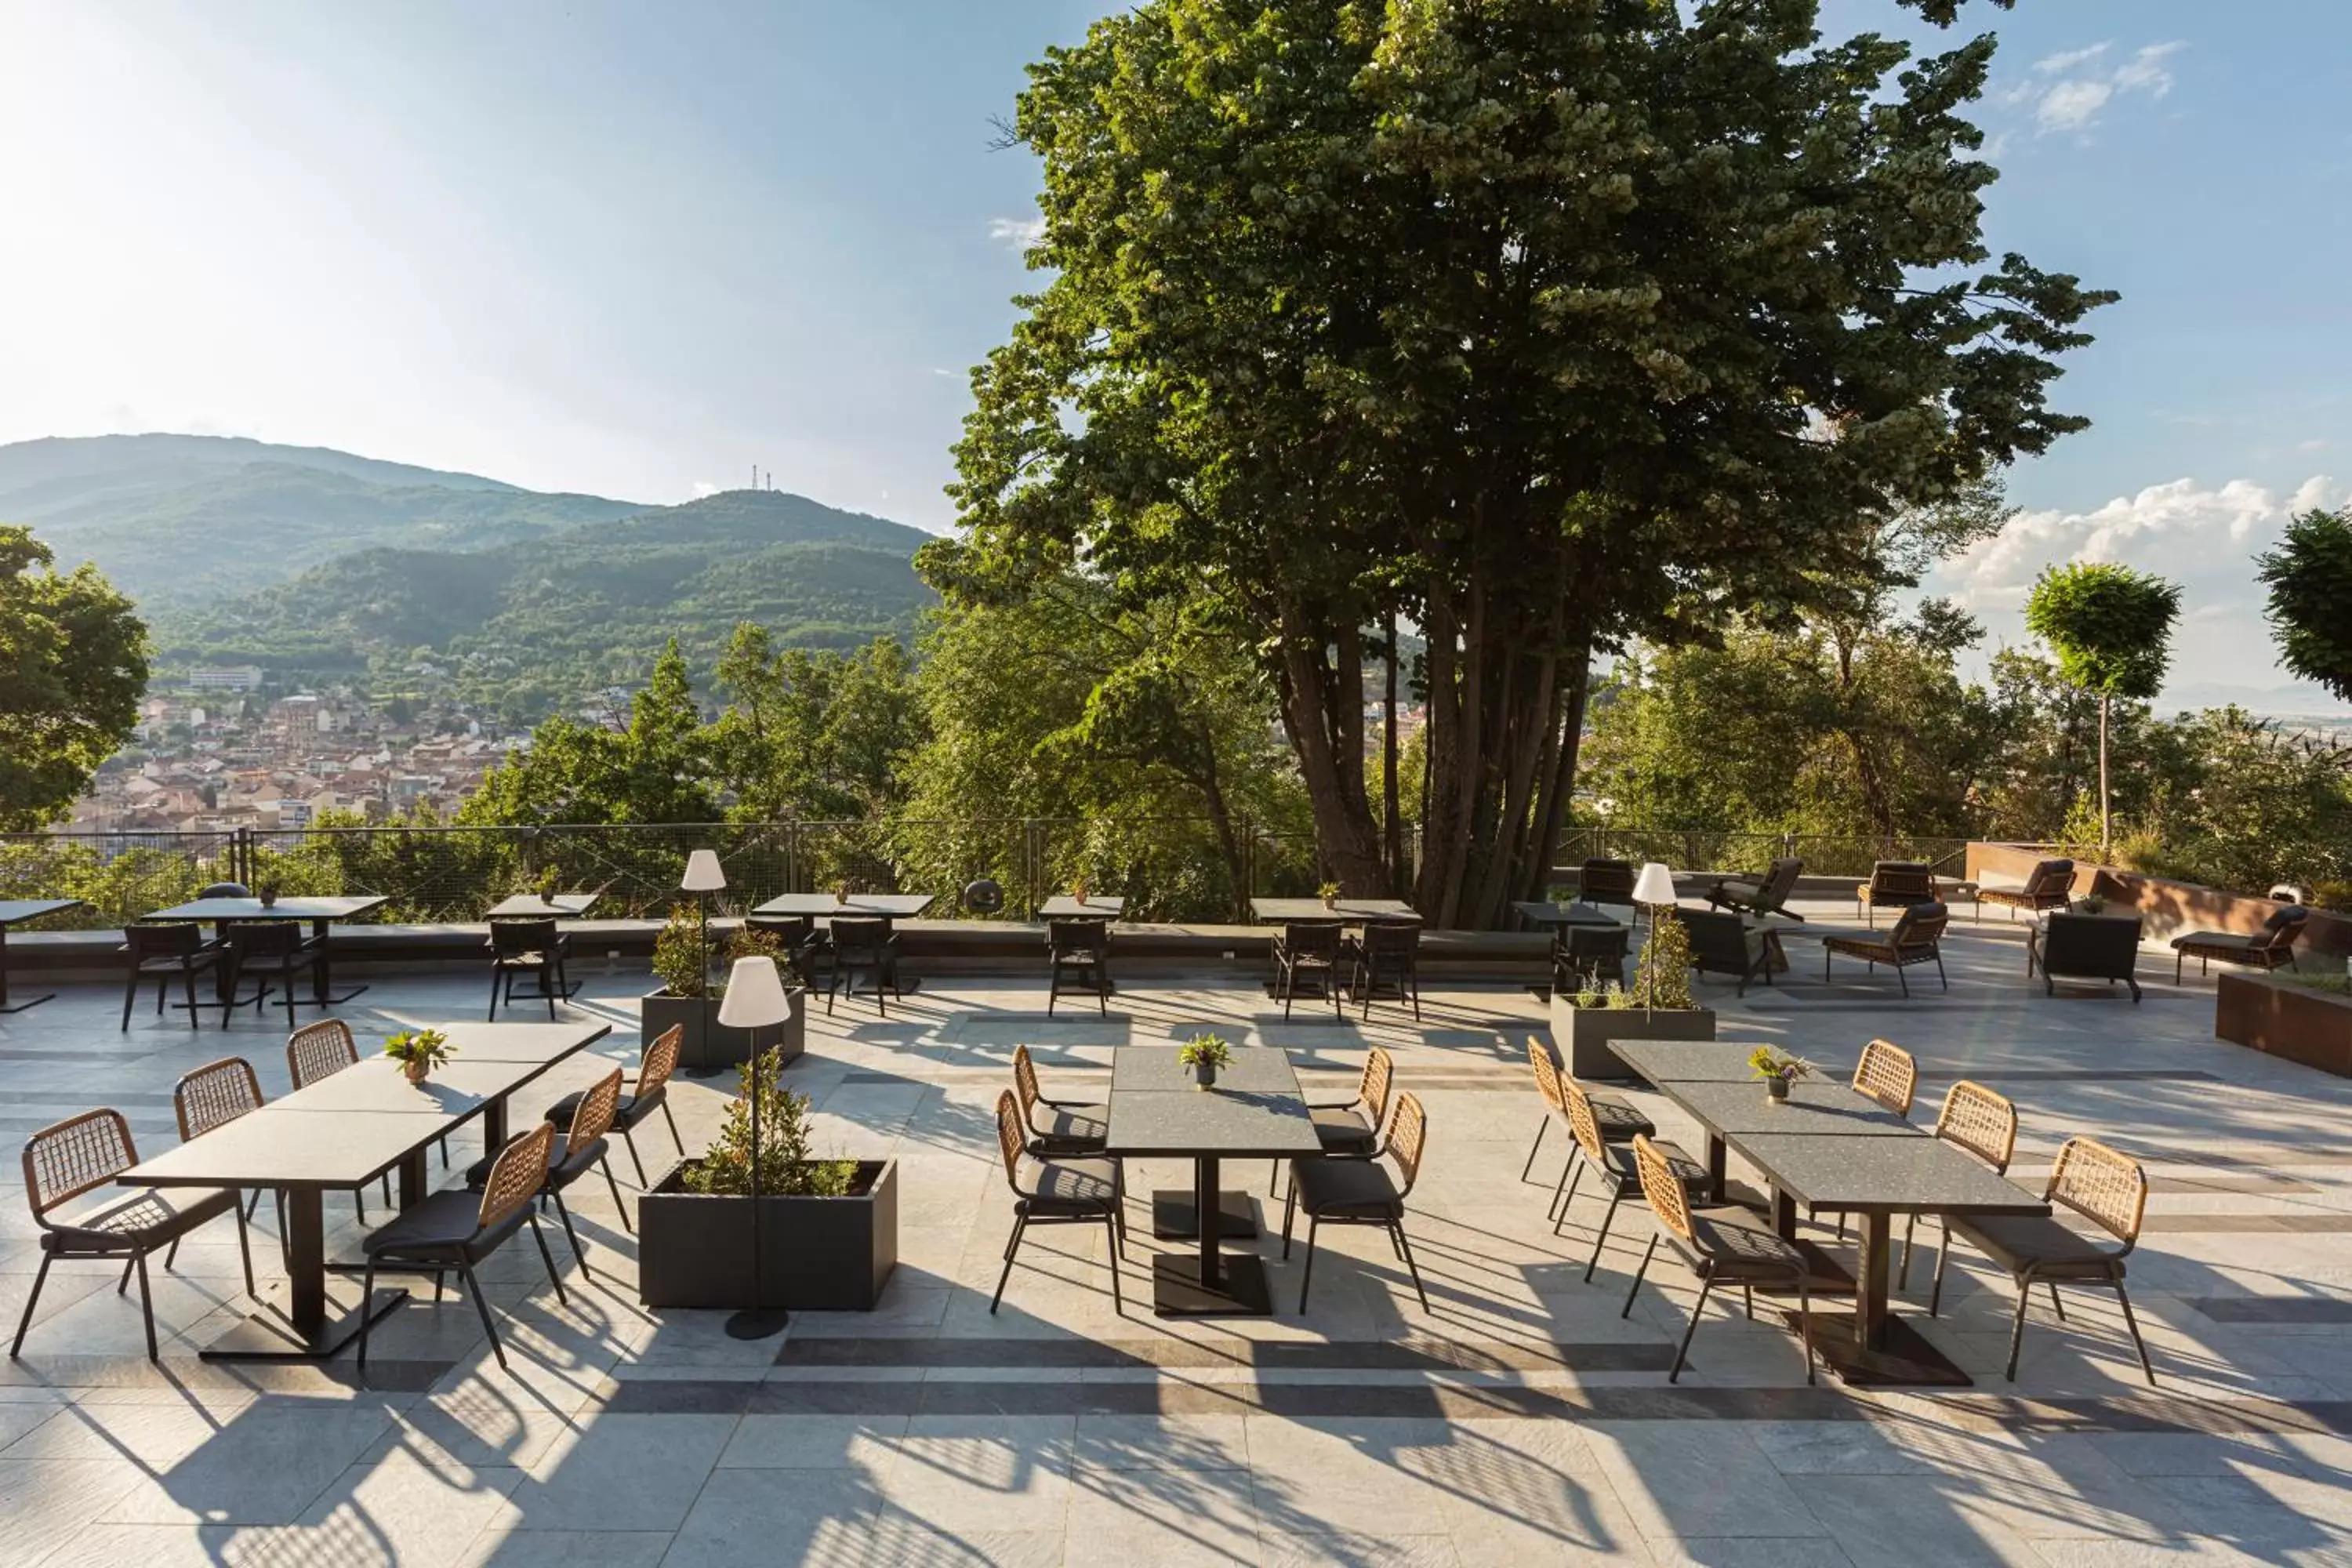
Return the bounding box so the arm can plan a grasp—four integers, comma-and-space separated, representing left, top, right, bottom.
1558, 1072, 1607, 1166
1359, 1046, 1396, 1128
1387, 1092, 1428, 1195
477, 1123, 556, 1230
125, 923, 205, 961
568, 1068, 625, 1156
638, 1024, 684, 1099
21, 1109, 139, 1219
993, 1090, 1026, 1187
1526, 1038, 1565, 1111
1581, 859, 1637, 902
1890, 902, 1950, 950
287, 1018, 359, 1090
1933, 1080, 2017, 1173
1011, 1044, 1044, 1120
1280, 920, 1345, 961
1852, 1038, 1917, 1117
2049, 1136, 2147, 1246
175, 1057, 264, 1142
491, 919, 557, 958
1632, 1133, 1696, 1243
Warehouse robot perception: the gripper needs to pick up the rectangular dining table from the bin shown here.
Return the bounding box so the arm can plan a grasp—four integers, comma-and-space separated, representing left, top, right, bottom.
1104, 1046, 1323, 1316
485, 891, 601, 919
1512, 899, 1628, 931
0, 898, 84, 1012
143, 894, 391, 1006
119, 1018, 610, 1359
752, 892, 935, 920
1037, 895, 1123, 919
1249, 898, 1419, 924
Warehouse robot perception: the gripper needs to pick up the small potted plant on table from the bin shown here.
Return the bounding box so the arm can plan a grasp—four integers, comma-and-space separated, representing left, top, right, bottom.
1749, 1046, 1813, 1104
1319, 880, 1341, 910
383, 1027, 454, 1085
1178, 1032, 1232, 1089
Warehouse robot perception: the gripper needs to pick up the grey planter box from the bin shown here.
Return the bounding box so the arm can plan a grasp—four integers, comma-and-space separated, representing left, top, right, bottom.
637, 1160, 898, 1311
1549, 995, 1717, 1080
641, 988, 804, 1074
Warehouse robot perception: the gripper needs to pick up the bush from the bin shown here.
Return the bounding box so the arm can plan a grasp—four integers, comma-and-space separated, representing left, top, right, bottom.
682, 1047, 858, 1197
650, 908, 707, 998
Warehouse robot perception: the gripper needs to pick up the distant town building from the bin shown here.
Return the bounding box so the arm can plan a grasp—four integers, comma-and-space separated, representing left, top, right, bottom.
184, 666, 266, 692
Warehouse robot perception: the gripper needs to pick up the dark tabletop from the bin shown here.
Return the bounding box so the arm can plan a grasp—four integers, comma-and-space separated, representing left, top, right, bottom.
1104, 1046, 1323, 1158
1730, 1132, 2051, 1218
485, 892, 601, 918
0, 899, 83, 926
753, 893, 935, 919
125, 1110, 450, 1191
1250, 898, 1420, 924
1609, 1040, 1761, 1083
144, 895, 390, 922
1649, 1079, 1922, 1138
1512, 901, 1628, 929
1113, 1046, 1299, 1094
416, 1019, 613, 1065
1039, 896, 1124, 919
272, 1058, 544, 1115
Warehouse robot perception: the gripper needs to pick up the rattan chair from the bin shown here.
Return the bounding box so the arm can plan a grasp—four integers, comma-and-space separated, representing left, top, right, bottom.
1283, 1091, 1429, 1312
1824, 1039, 1918, 1241
1621, 1134, 1817, 1384
287, 1020, 396, 1216
1552, 1075, 1708, 1282
357, 1123, 568, 1372
1980, 858, 2075, 920
2169, 905, 2308, 984
11, 1109, 252, 1360
989, 1090, 1124, 1315
1351, 921, 1421, 1019
487, 918, 570, 1021
119, 924, 222, 1031
1272, 1045, 1399, 1199
173, 1056, 275, 1229
469, 1066, 632, 1259
1706, 857, 1805, 921
1822, 902, 1950, 996
1937, 1134, 2153, 1383
1905, 1080, 2017, 1292
1579, 858, 1639, 908
1519, 1038, 1654, 1208
1045, 918, 1112, 1018
1012, 1044, 1109, 1155
1855, 862, 1938, 925
222, 921, 321, 1028
548, 1024, 685, 1187
1552, 924, 1630, 992
829, 915, 905, 1015
1272, 920, 1345, 1018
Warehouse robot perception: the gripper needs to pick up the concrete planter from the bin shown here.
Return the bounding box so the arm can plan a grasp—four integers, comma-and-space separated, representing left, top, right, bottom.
1549, 995, 1717, 1080
637, 1159, 898, 1310
2216, 973, 2352, 1078
641, 988, 805, 1074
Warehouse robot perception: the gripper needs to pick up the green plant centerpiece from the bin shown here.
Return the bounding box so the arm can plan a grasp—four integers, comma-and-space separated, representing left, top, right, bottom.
682, 1047, 858, 1197
1749, 1046, 1813, 1103
1318, 880, 1341, 909
1178, 1031, 1233, 1089
384, 1027, 454, 1085
256, 880, 280, 909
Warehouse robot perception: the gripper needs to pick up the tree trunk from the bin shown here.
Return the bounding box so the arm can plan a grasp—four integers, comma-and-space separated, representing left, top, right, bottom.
1273, 606, 1385, 894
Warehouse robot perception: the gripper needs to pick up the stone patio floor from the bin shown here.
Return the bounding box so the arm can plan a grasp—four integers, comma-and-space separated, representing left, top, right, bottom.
4, 902, 2351, 1564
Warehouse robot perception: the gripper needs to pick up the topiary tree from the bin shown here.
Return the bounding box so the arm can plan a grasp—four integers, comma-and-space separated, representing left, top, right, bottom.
2023, 563, 2183, 855
2256, 507, 2352, 704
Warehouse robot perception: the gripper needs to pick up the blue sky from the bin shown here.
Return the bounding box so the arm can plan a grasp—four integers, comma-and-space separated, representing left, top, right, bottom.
2, 1, 2344, 705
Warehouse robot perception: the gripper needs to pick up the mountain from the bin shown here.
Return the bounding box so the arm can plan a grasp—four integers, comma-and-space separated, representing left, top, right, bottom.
2158, 680, 2352, 719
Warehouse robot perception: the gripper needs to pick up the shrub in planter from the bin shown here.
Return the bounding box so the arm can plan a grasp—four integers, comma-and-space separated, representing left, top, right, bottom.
641, 911, 806, 1072
1548, 912, 1715, 1080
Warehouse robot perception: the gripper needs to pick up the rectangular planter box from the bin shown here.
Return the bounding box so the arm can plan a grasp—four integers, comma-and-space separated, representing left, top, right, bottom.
2216, 972, 2352, 1077
642, 988, 804, 1074
638, 1159, 898, 1310
1549, 995, 1717, 1080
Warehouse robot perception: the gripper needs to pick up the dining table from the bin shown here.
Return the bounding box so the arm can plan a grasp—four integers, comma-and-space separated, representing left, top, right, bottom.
0, 898, 85, 1013
118, 1018, 611, 1359
485, 891, 602, 919
1512, 899, 1628, 931
1249, 897, 1420, 924
1104, 1045, 1323, 1316
1037, 895, 1123, 920
143, 894, 391, 1006
1610, 1037, 2049, 1388
752, 892, 935, 920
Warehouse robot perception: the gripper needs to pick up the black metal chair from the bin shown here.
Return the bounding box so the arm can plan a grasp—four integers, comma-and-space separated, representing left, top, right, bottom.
547, 1023, 684, 1188
470, 1066, 633, 1260
221, 920, 320, 1028
1272, 920, 1345, 1018
1682, 909, 1775, 996
1552, 923, 1630, 993
357, 1123, 569, 1373
828, 915, 905, 1015
746, 913, 831, 994
1579, 858, 1637, 908
487, 918, 570, 1021
1351, 920, 1421, 1019
1621, 1133, 1817, 1385
1045, 918, 1112, 1018
1283, 1091, 1429, 1312
119, 923, 222, 1031
2029, 912, 2144, 1001
989, 1090, 1123, 1315
12, 1109, 252, 1361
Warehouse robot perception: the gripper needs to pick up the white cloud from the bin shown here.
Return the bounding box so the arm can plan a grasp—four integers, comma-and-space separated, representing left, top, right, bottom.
2018, 41, 2183, 134
2032, 43, 2111, 75
987, 214, 1044, 249
691, 480, 719, 498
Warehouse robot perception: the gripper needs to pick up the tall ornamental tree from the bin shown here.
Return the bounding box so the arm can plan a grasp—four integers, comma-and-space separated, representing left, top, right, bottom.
2022, 562, 2181, 855
953, 0, 2111, 925
0, 525, 148, 829
2256, 507, 2352, 704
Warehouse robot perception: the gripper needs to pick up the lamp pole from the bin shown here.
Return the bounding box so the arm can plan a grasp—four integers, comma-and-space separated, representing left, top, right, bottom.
717, 955, 791, 1341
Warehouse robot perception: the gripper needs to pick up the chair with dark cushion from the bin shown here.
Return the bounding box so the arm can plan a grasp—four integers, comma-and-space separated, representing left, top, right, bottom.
487, 918, 571, 1021
1621, 1133, 1817, 1385
1823, 902, 1950, 996
2169, 906, 2308, 984
1579, 859, 1638, 908
746, 913, 833, 995
1272, 920, 1345, 1018
1012, 1044, 1109, 1155
1552, 922, 1630, 993
548, 1024, 684, 1187
469, 1066, 633, 1258
1045, 918, 1112, 1018
1980, 858, 2076, 920
173, 1056, 277, 1231
11, 1109, 252, 1361
1552, 1074, 1708, 1283
1938, 1134, 2153, 1384
828, 915, 906, 1016
1682, 909, 1774, 996
221, 920, 320, 1028
1706, 857, 1804, 921
1519, 1038, 1653, 1209
1911, 1080, 2017, 1294
2029, 912, 2144, 1002
1272, 1045, 1398, 1199
287, 1019, 394, 1217
1351, 920, 1421, 1019
1856, 862, 1938, 924
989, 1090, 1123, 1315
1283, 1091, 1430, 1313
356, 1123, 569, 1372
120, 923, 223, 1032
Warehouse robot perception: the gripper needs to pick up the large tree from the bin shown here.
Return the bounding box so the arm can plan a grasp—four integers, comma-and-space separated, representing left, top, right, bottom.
0, 525, 148, 829
2021, 561, 2181, 856
953, 0, 2109, 925
2257, 506, 2352, 704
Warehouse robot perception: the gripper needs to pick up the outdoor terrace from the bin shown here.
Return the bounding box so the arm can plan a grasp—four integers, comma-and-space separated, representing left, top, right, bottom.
3, 903, 2350, 1565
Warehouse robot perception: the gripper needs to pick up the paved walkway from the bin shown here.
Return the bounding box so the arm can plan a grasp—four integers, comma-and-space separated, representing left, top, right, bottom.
2, 909, 2349, 1564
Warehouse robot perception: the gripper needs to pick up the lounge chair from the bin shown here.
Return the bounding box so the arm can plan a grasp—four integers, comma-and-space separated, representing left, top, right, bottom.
2169, 905, 2307, 984
1578, 858, 1637, 908
2029, 911, 2143, 1002
1706, 857, 1803, 921
1855, 862, 1937, 925
1682, 909, 1775, 996
1979, 858, 2075, 921
1822, 902, 1950, 996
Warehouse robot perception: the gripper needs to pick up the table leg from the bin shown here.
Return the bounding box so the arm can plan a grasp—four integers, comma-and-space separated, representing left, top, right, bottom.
287, 1187, 326, 1334
1856, 1210, 1892, 1351
314, 918, 368, 1005
1149, 1151, 1274, 1316
1197, 1155, 1222, 1290
1784, 1206, 1967, 1387
198, 1185, 405, 1359
0, 924, 56, 1013
483, 1096, 509, 1151
1707, 1134, 1727, 1204
397, 1150, 428, 1209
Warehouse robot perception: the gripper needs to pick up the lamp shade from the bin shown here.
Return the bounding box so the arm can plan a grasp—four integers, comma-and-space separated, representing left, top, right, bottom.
680, 849, 727, 892
1632, 862, 1678, 906
717, 956, 792, 1029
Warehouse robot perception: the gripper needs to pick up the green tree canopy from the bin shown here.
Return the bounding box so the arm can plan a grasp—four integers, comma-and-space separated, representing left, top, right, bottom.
953, 0, 2110, 925
2020, 561, 2182, 851
2257, 506, 2352, 703
0, 525, 148, 828
461, 640, 718, 825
